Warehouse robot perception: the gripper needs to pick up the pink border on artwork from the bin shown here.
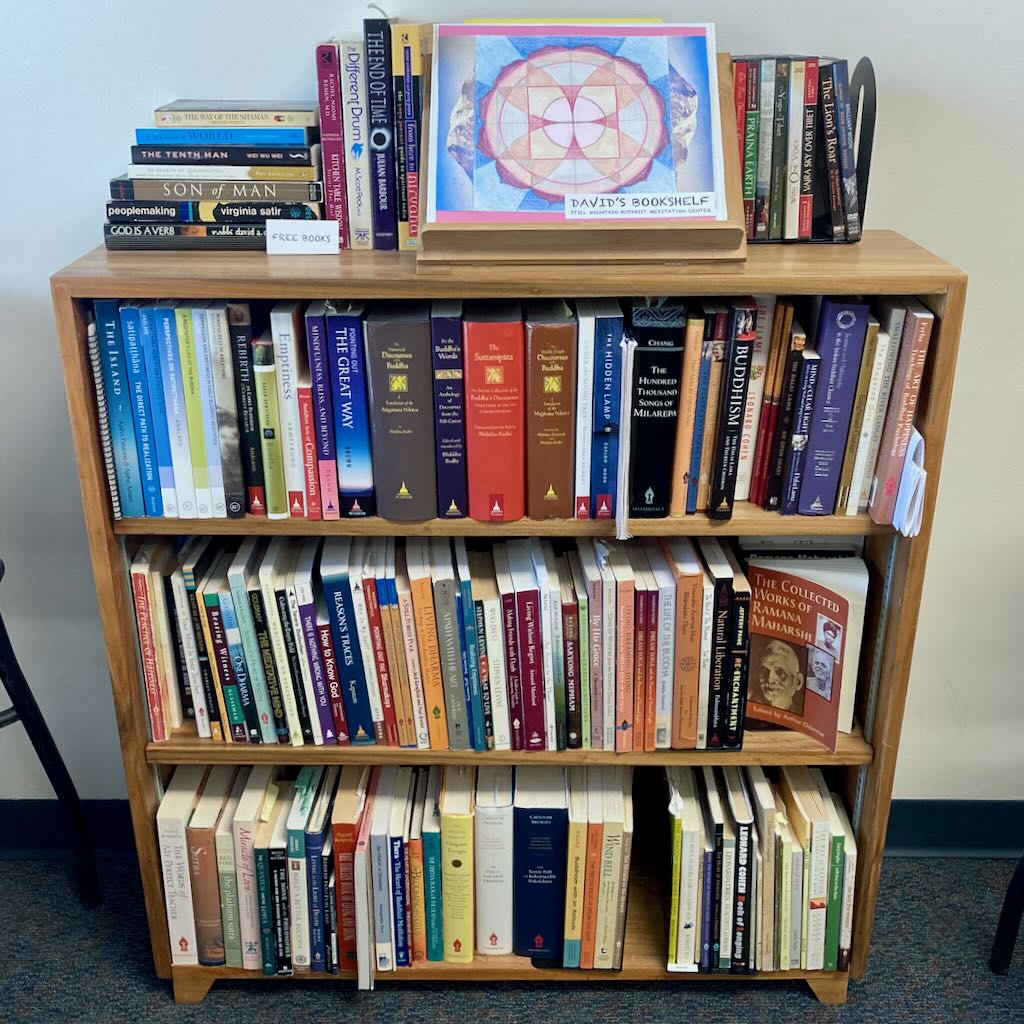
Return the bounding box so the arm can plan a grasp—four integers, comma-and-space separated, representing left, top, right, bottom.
437, 23, 708, 38
434, 210, 719, 224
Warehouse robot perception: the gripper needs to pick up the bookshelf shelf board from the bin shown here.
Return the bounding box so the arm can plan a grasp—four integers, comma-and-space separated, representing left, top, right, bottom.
168, 868, 849, 1002
146, 723, 871, 768
113, 509, 889, 538
52, 230, 963, 301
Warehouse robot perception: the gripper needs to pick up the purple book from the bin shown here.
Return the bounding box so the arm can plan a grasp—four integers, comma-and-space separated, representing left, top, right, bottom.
430, 300, 468, 519
305, 304, 340, 520
780, 351, 821, 515
364, 19, 398, 250
798, 300, 869, 515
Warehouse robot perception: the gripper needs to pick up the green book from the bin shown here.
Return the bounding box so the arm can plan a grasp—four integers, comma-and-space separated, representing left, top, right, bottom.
569, 552, 591, 750
668, 811, 683, 965
252, 332, 289, 519
215, 775, 245, 968
201, 554, 247, 741
286, 767, 324, 972
814, 771, 845, 971
175, 304, 211, 517
420, 766, 444, 961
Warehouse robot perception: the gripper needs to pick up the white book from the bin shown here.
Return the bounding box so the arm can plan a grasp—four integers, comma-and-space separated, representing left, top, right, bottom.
753, 832, 763, 971
284, 546, 323, 745
528, 539, 558, 751
148, 546, 184, 730
191, 302, 226, 518
340, 40, 374, 249
395, 547, 431, 749
696, 565, 714, 749
773, 800, 792, 972
784, 59, 806, 240
735, 295, 776, 501
270, 301, 307, 518
612, 768, 635, 969
388, 767, 415, 966
215, 768, 246, 968
257, 539, 303, 745
644, 540, 677, 750
170, 539, 210, 736
845, 328, 893, 515
594, 766, 626, 969
667, 767, 701, 970
755, 60, 776, 235
788, 818, 804, 970
746, 766, 776, 973
491, 545, 520, 747
287, 766, 324, 972
369, 765, 398, 972
573, 541, 604, 750
232, 764, 276, 969
573, 300, 596, 518
833, 792, 858, 970
354, 771, 377, 991
204, 301, 244, 516
472, 551, 512, 751
592, 541, 617, 749
474, 766, 514, 954
157, 765, 207, 965
154, 299, 196, 516
855, 300, 908, 512
614, 335, 638, 539
349, 539, 385, 740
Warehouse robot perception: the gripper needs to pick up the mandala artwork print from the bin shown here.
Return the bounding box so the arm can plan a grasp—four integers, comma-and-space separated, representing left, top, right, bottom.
427, 24, 726, 224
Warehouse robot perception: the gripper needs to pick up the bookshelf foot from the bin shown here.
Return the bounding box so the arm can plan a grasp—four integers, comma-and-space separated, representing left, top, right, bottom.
806, 974, 849, 1005
172, 969, 215, 1004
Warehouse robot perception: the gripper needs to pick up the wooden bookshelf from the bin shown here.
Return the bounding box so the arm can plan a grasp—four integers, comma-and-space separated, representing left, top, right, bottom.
50, 229, 967, 1007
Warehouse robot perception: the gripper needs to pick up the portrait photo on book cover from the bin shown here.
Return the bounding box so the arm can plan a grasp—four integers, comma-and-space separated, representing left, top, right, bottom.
815, 613, 843, 660
427, 23, 725, 223
749, 634, 806, 715
805, 644, 835, 702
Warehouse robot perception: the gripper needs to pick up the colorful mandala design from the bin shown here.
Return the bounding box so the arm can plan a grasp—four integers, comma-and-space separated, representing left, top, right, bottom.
477, 45, 668, 202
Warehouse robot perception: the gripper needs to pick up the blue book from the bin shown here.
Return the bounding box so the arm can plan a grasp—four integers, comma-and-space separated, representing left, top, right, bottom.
135, 125, 315, 146
137, 306, 176, 515
304, 769, 337, 973
152, 302, 196, 517
587, 300, 623, 520
118, 305, 162, 516
325, 303, 375, 517
320, 538, 376, 744
218, 587, 260, 742
421, 770, 444, 961
453, 541, 486, 751
798, 299, 870, 515
429, 300, 468, 518
390, 832, 409, 967
699, 844, 715, 971
304, 302, 339, 519
93, 300, 144, 517
687, 304, 724, 514
780, 351, 822, 515
513, 768, 568, 960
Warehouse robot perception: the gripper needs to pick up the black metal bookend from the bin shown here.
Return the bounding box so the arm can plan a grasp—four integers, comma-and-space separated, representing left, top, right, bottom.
0, 560, 100, 907
990, 855, 1024, 974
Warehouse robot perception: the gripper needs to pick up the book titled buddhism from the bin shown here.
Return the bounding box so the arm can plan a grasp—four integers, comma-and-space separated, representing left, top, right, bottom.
364, 303, 437, 520
745, 556, 868, 751
462, 301, 525, 522
525, 300, 577, 519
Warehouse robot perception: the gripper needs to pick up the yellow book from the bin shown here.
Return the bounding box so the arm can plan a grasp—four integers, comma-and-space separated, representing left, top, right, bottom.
391, 24, 424, 251
593, 766, 625, 969
667, 802, 683, 965
251, 332, 289, 519
174, 305, 211, 518
405, 539, 449, 749
408, 770, 429, 963
440, 766, 475, 963
562, 766, 589, 968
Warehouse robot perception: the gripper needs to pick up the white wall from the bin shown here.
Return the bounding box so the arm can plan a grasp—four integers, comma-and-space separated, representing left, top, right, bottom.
1, 1, 1020, 800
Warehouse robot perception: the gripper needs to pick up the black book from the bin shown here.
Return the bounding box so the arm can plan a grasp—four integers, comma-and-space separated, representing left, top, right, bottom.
722, 547, 751, 751
698, 539, 734, 748
814, 61, 846, 240
274, 584, 315, 745
722, 767, 754, 973
767, 59, 790, 241
184, 540, 222, 735
268, 838, 292, 975
364, 18, 398, 250
627, 299, 686, 517
708, 299, 758, 520
763, 321, 807, 510
227, 302, 265, 516
162, 574, 194, 721
700, 767, 726, 972
248, 585, 291, 743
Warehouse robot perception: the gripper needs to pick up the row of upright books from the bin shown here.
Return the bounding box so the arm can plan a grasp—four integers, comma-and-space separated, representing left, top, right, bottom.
131, 535, 866, 753
732, 55, 862, 243
665, 765, 857, 973
159, 763, 636, 984
90, 294, 930, 525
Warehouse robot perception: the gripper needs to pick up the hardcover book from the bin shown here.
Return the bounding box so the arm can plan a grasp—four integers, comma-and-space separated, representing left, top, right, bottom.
585, 299, 624, 520
315, 42, 351, 243
364, 18, 399, 249
430, 300, 468, 519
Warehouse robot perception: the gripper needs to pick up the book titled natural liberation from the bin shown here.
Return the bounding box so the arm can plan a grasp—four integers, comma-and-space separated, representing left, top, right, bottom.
430, 300, 467, 518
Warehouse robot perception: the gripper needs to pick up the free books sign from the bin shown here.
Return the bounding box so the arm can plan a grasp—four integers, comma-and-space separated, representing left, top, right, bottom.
266, 219, 339, 254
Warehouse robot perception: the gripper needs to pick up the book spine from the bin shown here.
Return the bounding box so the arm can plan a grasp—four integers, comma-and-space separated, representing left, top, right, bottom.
459, 582, 487, 752
516, 589, 546, 751
340, 40, 374, 248
363, 577, 400, 746
131, 568, 166, 740
192, 308, 226, 517
475, 804, 513, 955
706, 576, 732, 748
768, 59, 790, 241
783, 60, 805, 240
440, 810, 474, 963
576, 587, 592, 750
563, 808, 587, 967
831, 60, 862, 242
331, 822, 357, 969
171, 574, 209, 736
593, 820, 623, 969
249, 588, 290, 742
733, 59, 748, 176
645, 588, 661, 751
563, 599, 582, 748
632, 588, 648, 750
158, 815, 199, 964
176, 307, 212, 516
513, 805, 568, 959
156, 105, 317, 127
185, 578, 223, 741
580, 818, 602, 968
287, 827, 311, 972
305, 311, 340, 519
205, 597, 248, 742
153, 306, 196, 516
106, 199, 321, 222
94, 301, 145, 517
137, 307, 176, 514
268, 844, 292, 973
275, 589, 315, 744
226, 303, 265, 515
297, 382, 321, 520
709, 303, 757, 519
217, 830, 242, 967
119, 306, 162, 516
696, 309, 728, 512
798, 59, 819, 240
763, 347, 803, 510
435, 580, 471, 750
364, 19, 398, 249
686, 323, 714, 513
824, 831, 844, 970
327, 313, 375, 517
86, 322, 123, 519
780, 357, 820, 515
110, 178, 325, 202
654, 584, 673, 749
391, 35, 408, 247
731, 822, 752, 972
316, 42, 351, 246
422, 828, 444, 960
474, 601, 494, 749
699, 843, 715, 970
724, 584, 750, 751
137, 126, 314, 145
390, 833, 410, 966
754, 58, 775, 241
323, 576, 376, 744
299, 596, 336, 743
669, 315, 703, 516
481, 598, 510, 750
589, 313, 623, 520
317, 622, 350, 744
409, 576, 449, 749
735, 297, 774, 502
401, 593, 431, 749
131, 144, 319, 165
206, 307, 245, 516
398, 26, 423, 248
586, 580, 602, 750
306, 833, 326, 971
125, 162, 318, 181
501, 591, 525, 751
846, 328, 893, 515
383, 581, 414, 747
228, 577, 275, 743
614, 581, 635, 752
741, 59, 759, 241
270, 309, 306, 518
254, 844, 276, 973
431, 312, 468, 519
574, 314, 595, 518
406, 833, 427, 962
258, 576, 302, 744
818, 63, 846, 239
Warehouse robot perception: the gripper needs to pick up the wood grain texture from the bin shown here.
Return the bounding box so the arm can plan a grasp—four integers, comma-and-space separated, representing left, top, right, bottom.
51, 230, 963, 300
113, 508, 889, 538
147, 723, 871, 768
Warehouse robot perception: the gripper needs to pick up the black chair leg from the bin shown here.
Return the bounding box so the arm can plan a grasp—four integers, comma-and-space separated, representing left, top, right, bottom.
0, 611, 101, 908
990, 854, 1024, 974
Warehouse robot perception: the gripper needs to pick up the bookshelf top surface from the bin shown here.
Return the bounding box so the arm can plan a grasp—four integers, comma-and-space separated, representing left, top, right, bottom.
52, 229, 964, 299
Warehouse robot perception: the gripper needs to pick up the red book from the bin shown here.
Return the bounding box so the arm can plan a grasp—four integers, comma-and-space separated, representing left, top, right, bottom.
607, 544, 635, 753
316, 609, 351, 745
632, 573, 648, 751
798, 59, 819, 240
644, 586, 659, 753
493, 545, 525, 751
733, 59, 748, 172
361, 564, 400, 746
130, 551, 166, 741
506, 540, 544, 750
332, 766, 373, 971
297, 383, 321, 520
462, 301, 525, 522
315, 41, 351, 247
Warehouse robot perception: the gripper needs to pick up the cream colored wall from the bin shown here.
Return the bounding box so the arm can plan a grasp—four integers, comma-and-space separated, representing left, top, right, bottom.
0, 0, 1020, 799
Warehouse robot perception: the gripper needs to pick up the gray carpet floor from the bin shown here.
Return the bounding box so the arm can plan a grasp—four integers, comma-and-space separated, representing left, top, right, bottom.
4, 856, 1022, 1022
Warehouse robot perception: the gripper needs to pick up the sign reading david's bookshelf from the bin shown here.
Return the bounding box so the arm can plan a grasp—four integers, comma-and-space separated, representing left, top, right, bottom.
420, 23, 744, 264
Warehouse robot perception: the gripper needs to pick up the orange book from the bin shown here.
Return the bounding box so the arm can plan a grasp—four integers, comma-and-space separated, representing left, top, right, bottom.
661, 538, 705, 749
644, 568, 659, 754
627, 547, 650, 750
330, 764, 371, 971
669, 309, 707, 516
578, 771, 604, 969
607, 544, 636, 753
406, 538, 449, 749
378, 538, 415, 746
407, 769, 429, 962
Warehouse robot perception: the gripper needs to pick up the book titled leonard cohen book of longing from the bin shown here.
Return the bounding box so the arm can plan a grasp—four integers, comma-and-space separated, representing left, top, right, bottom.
426, 23, 727, 225
744, 561, 853, 751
